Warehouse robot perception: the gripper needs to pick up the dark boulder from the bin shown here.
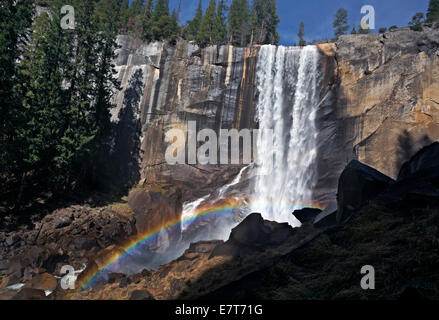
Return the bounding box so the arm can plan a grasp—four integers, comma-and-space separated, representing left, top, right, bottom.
12, 288, 48, 300
337, 161, 394, 223
26, 272, 57, 291
129, 289, 154, 300
211, 213, 296, 258
398, 142, 439, 180
313, 203, 337, 228
292, 208, 322, 224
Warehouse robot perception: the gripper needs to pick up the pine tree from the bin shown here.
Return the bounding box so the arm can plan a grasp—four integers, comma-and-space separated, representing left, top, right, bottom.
141, 0, 155, 40
333, 8, 349, 38
186, 0, 203, 41
119, 0, 131, 31
250, 0, 280, 45
197, 0, 217, 47
298, 22, 306, 46
358, 23, 371, 34
229, 0, 250, 46
409, 12, 425, 26
151, 0, 179, 42
130, 0, 145, 16
0, 0, 35, 197
351, 26, 357, 34
427, 0, 439, 21
213, 0, 228, 45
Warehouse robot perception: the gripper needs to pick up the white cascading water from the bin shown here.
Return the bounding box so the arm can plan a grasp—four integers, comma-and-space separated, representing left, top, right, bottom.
251, 45, 320, 227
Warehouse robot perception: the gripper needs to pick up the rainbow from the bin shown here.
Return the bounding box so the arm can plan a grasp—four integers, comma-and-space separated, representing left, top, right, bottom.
79, 199, 325, 290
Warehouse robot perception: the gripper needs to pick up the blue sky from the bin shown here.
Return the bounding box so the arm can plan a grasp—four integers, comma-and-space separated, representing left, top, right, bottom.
134, 0, 430, 45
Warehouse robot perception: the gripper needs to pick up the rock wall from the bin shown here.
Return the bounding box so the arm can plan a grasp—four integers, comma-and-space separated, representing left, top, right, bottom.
334, 24, 439, 178
112, 36, 260, 193
111, 24, 439, 206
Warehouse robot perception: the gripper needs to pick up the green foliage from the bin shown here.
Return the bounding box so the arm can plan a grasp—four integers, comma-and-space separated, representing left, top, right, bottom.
213, 0, 228, 45
0, 0, 35, 182
186, 0, 203, 41
197, 0, 217, 47
409, 12, 425, 26
250, 0, 280, 45
297, 22, 306, 47
333, 8, 349, 38
229, 0, 250, 46
427, 0, 439, 21
389, 25, 398, 31
358, 24, 371, 34
379, 27, 387, 34
351, 26, 357, 34
410, 25, 424, 32
2, 0, 121, 206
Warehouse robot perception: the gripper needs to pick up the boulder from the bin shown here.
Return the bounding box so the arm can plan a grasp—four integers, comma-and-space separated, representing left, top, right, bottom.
313, 203, 338, 228
12, 288, 48, 300
292, 208, 322, 224
211, 213, 296, 258
129, 289, 154, 300
337, 161, 394, 223
26, 273, 57, 291
128, 187, 183, 252
54, 215, 73, 229
6, 234, 21, 246
398, 142, 439, 180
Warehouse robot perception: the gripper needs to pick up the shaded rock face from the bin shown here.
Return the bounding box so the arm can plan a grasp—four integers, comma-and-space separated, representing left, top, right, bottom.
112, 37, 260, 189
127, 186, 183, 252
335, 24, 439, 179
211, 213, 296, 258
398, 142, 439, 180
336, 160, 394, 223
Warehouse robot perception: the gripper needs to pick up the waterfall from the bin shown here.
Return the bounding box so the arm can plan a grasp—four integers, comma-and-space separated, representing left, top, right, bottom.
181, 194, 211, 231
251, 45, 320, 227
217, 165, 250, 199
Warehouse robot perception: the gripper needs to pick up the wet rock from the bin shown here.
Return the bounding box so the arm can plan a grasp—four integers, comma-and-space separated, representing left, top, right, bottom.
314, 204, 338, 228
27, 273, 57, 291
129, 289, 154, 300
337, 161, 394, 223
211, 213, 296, 258
292, 208, 322, 224
12, 288, 48, 300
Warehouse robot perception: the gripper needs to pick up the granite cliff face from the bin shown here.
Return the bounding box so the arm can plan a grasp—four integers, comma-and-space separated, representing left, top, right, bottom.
334, 24, 439, 178
112, 23, 439, 207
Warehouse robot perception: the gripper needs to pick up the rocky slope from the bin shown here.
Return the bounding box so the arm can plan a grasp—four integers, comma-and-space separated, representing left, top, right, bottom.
7, 141, 434, 301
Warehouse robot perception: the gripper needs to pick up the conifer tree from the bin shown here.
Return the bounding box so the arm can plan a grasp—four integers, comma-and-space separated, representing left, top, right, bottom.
186, 0, 203, 41
427, 0, 439, 21
229, 0, 250, 46
358, 23, 371, 34
197, 0, 217, 47
0, 0, 35, 192
298, 22, 306, 46
250, 0, 280, 45
141, 0, 155, 40
151, 0, 179, 42
214, 0, 228, 45
333, 8, 349, 38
